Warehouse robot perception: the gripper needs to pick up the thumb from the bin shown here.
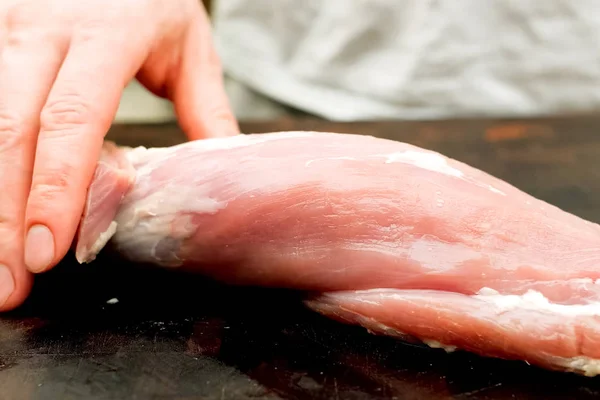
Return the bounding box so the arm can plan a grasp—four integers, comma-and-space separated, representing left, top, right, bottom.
170, 6, 240, 140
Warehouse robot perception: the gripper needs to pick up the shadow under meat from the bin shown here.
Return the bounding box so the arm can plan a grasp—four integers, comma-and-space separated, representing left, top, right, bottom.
0, 251, 598, 399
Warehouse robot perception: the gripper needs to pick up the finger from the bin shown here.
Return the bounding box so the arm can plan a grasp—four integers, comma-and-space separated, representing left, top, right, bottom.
0, 23, 66, 308
24, 29, 147, 273
168, 4, 240, 140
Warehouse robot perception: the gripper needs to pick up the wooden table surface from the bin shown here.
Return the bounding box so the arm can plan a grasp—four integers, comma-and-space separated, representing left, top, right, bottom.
2, 116, 600, 399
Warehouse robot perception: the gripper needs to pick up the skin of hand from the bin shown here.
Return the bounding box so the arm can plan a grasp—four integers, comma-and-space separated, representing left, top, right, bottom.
0, 0, 240, 311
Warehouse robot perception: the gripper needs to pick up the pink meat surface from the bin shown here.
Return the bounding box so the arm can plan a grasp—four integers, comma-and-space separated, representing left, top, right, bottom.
75, 131, 600, 376
75, 142, 135, 263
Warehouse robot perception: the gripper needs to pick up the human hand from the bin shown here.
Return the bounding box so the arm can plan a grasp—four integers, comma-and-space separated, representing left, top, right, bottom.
0, 0, 239, 310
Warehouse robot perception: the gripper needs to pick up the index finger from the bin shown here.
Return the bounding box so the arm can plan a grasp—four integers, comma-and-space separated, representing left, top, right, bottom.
24, 29, 146, 273
0, 19, 65, 309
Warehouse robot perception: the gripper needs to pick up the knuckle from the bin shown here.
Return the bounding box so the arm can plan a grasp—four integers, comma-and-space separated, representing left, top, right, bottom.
5, 4, 68, 47
210, 105, 239, 133
40, 94, 93, 133
0, 111, 26, 154
74, 21, 105, 44
214, 106, 237, 124
5, 28, 27, 48
0, 212, 16, 231
73, 10, 131, 45
5, 3, 35, 30
29, 163, 78, 205
0, 222, 20, 252
5, 19, 63, 49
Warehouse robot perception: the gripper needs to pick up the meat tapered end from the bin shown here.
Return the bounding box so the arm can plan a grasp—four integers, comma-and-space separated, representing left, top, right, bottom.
74, 142, 136, 263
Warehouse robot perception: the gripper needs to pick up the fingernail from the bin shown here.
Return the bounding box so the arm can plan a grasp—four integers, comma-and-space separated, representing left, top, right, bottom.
0, 265, 15, 308
25, 224, 55, 273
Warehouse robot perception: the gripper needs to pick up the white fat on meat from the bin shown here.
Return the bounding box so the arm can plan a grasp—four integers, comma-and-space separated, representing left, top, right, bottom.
380, 150, 506, 196
382, 150, 465, 178
363, 321, 458, 353
79, 221, 118, 263
422, 339, 458, 353
112, 185, 227, 267
474, 286, 600, 316
552, 355, 600, 377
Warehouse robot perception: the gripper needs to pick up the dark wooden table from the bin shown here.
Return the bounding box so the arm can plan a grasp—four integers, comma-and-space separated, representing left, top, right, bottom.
3, 116, 600, 399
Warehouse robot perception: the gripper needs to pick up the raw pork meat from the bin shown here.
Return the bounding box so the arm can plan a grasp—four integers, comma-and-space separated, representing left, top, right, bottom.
75, 131, 600, 376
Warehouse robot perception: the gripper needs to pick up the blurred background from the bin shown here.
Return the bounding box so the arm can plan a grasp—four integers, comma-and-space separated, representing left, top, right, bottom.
116, 0, 296, 124
115, 0, 600, 125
